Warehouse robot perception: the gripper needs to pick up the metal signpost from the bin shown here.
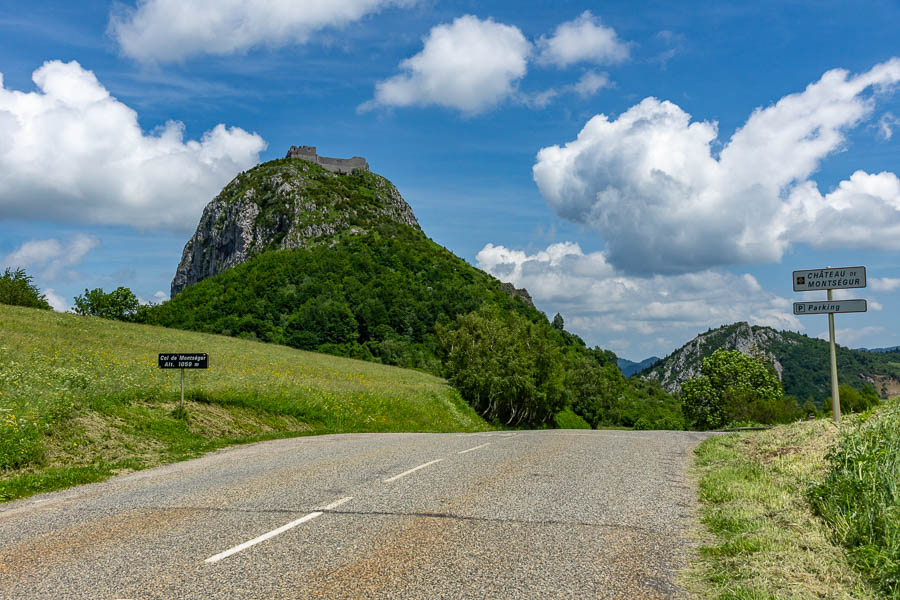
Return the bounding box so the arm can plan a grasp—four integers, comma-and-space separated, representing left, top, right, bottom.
158, 353, 209, 410
791, 267, 867, 422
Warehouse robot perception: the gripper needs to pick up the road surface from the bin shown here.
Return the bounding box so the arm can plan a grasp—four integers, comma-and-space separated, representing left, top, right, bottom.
0, 429, 710, 599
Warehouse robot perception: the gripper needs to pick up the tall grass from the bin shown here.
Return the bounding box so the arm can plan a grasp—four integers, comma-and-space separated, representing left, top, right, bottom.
684, 419, 881, 599
0, 304, 488, 501
809, 400, 900, 597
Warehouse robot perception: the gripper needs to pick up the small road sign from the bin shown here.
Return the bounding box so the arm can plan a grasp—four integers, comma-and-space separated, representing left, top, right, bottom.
793, 299, 867, 315
793, 266, 866, 292
158, 353, 209, 369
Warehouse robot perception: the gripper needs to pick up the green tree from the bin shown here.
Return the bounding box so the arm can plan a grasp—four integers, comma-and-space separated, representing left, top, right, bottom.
551, 312, 565, 330
438, 305, 566, 426
73, 287, 140, 321
0, 267, 52, 310
833, 383, 880, 415
681, 349, 785, 430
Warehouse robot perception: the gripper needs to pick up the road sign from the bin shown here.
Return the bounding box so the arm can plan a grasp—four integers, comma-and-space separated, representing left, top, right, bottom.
793, 299, 867, 315
793, 266, 866, 292
158, 353, 209, 369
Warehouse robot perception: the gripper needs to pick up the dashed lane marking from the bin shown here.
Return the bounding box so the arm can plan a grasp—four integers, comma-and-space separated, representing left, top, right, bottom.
458, 443, 490, 455
383, 459, 443, 483
204, 496, 353, 563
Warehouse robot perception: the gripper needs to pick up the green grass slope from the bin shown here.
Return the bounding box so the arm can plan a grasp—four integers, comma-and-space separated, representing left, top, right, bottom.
0, 304, 489, 502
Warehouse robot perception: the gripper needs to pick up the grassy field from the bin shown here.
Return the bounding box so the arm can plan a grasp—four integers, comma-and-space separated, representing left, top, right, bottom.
0, 304, 489, 502
683, 401, 900, 599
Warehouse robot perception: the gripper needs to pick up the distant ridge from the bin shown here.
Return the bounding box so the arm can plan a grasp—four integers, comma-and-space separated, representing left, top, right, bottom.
642, 322, 900, 404
617, 356, 660, 377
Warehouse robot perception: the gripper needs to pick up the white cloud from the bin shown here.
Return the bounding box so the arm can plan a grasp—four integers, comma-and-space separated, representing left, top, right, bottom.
43, 288, 68, 312
877, 112, 900, 140
362, 15, 530, 115
2, 234, 100, 281
533, 59, 900, 274
870, 277, 900, 292
110, 0, 415, 63
0, 61, 265, 232
572, 70, 611, 97
816, 325, 885, 347
785, 171, 900, 250
536, 11, 629, 68
476, 241, 800, 353
153, 290, 168, 303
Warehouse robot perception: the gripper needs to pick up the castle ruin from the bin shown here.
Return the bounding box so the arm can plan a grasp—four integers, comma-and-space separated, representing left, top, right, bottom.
285, 145, 369, 175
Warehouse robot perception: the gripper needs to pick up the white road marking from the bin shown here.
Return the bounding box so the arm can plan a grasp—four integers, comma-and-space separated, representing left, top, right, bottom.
205, 496, 353, 563
458, 443, 490, 455
321, 496, 353, 511
383, 459, 443, 482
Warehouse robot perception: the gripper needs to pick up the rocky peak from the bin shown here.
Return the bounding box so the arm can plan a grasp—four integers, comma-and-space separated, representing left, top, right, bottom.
644, 322, 790, 393
171, 156, 420, 297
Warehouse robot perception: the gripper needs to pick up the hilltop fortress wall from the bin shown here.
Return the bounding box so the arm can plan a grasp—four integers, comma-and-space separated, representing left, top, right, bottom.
286, 145, 369, 174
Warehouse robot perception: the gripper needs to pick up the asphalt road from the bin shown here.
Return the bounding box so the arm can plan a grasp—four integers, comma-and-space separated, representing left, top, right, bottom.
0, 429, 711, 599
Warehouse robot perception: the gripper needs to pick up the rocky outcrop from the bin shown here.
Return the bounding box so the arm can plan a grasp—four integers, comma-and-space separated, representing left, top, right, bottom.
644, 322, 791, 393
500, 282, 535, 308
171, 156, 420, 297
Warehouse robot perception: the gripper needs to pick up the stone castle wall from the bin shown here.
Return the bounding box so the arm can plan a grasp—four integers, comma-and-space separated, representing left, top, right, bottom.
286, 145, 369, 174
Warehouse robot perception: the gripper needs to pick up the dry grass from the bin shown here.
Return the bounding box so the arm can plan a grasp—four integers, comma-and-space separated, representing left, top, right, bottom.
681, 416, 884, 599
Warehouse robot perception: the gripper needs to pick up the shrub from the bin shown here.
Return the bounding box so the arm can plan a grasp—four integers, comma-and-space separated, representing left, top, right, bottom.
0, 267, 52, 310
553, 408, 591, 429
73, 287, 139, 320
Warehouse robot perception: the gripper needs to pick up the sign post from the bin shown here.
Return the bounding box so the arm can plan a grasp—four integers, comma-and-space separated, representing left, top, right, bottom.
792, 266, 867, 423
158, 353, 209, 411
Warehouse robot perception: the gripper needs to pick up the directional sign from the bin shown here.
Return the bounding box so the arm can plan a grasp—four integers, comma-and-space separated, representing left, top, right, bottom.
158, 353, 209, 369
793, 266, 866, 292
793, 299, 867, 315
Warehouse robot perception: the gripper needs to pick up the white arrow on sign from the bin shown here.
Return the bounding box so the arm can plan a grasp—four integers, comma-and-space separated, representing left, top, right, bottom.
792, 299, 867, 315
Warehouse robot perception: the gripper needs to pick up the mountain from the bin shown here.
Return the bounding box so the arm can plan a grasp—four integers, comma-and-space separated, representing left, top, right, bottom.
617, 356, 660, 377
142, 149, 553, 374
857, 345, 900, 353
171, 149, 419, 297
643, 322, 900, 404
137, 148, 688, 429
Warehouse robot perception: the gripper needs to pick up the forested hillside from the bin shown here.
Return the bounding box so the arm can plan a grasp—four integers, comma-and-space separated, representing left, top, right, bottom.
643, 322, 900, 405
141, 222, 533, 373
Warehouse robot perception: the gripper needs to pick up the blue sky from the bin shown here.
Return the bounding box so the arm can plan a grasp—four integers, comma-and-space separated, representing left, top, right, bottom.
1, 0, 899, 360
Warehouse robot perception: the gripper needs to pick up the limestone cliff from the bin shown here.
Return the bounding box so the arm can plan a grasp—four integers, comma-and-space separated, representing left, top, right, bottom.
171, 156, 420, 297
643, 322, 790, 393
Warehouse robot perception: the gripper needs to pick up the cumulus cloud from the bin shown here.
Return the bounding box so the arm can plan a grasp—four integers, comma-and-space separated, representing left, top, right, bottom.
476, 241, 800, 355
110, 0, 415, 63
0, 61, 265, 231
2, 234, 100, 281
43, 288, 68, 312
784, 170, 900, 250
536, 11, 629, 67
534, 59, 900, 274
870, 277, 900, 292
362, 15, 530, 114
